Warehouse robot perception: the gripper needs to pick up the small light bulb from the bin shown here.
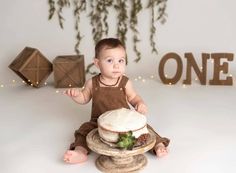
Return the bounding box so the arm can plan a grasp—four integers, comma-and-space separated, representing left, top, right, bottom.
69, 84, 72, 87
12, 79, 16, 83
150, 75, 154, 79
138, 76, 142, 80
195, 78, 198, 81
30, 84, 33, 86
28, 79, 31, 82
168, 82, 172, 85
22, 81, 26, 83
142, 79, 146, 82
229, 74, 233, 77
0, 84, 4, 88
44, 82, 47, 85
165, 74, 168, 77
55, 90, 59, 93
134, 78, 138, 81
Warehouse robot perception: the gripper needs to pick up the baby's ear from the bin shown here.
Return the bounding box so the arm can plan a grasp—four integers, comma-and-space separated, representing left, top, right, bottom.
93, 58, 100, 68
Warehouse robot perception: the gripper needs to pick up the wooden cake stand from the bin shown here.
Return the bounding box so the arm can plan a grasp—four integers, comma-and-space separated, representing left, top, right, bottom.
86, 128, 156, 173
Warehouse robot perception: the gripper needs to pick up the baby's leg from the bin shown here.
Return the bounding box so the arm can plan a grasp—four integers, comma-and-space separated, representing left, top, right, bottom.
64, 146, 88, 164
147, 124, 170, 158
64, 121, 97, 164
154, 143, 168, 158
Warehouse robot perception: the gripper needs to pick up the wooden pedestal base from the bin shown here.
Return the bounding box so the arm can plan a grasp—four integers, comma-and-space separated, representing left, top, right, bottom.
96, 154, 147, 173
86, 128, 156, 173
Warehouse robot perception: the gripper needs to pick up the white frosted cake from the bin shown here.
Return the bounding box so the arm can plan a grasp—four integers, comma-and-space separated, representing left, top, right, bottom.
98, 108, 149, 143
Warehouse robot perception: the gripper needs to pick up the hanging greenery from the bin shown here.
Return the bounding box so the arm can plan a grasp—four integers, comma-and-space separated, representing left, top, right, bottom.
130, 0, 142, 62
74, 0, 87, 55
47, 0, 168, 73
148, 0, 167, 54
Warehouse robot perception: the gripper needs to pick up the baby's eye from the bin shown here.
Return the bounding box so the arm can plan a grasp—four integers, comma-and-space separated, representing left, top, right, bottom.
106, 59, 113, 63
118, 59, 125, 63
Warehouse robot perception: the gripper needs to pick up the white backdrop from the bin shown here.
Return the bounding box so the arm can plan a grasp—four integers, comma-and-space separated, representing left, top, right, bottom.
1, 1, 236, 173
0, 0, 236, 82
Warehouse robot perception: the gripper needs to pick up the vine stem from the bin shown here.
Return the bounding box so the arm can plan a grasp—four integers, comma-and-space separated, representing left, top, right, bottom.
47, 0, 168, 74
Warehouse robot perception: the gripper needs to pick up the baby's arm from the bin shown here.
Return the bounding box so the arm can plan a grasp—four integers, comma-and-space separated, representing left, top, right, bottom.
125, 80, 147, 114
64, 79, 92, 104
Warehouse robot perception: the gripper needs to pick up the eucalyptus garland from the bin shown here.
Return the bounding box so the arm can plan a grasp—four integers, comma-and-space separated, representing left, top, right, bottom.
89, 0, 113, 44
74, 0, 86, 54
47, 0, 168, 73
148, 0, 168, 54
114, 0, 128, 48
57, 0, 70, 29
156, 0, 168, 23
48, 0, 56, 20
86, 0, 114, 74
130, 0, 142, 62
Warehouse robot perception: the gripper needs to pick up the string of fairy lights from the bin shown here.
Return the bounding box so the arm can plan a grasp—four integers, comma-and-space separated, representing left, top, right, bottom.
0, 79, 63, 94
0, 71, 235, 94
0, 75, 158, 93
0, 79, 48, 88
0, 75, 154, 92
0, 57, 235, 91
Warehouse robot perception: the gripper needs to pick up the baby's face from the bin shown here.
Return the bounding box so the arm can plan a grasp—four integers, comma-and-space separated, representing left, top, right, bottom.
95, 46, 126, 79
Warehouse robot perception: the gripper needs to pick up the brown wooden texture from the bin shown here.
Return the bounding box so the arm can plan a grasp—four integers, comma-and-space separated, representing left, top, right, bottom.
183, 53, 209, 85
86, 128, 156, 173
159, 52, 183, 84
53, 55, 85, 88
9, 47, 52, 87
209, 53, 234, 85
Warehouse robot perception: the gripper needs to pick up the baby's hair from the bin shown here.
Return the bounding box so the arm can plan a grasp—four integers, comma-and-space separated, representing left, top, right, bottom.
95, 38, 125, 59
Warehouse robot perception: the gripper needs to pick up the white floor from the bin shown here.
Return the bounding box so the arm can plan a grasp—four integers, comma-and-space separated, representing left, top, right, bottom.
1, 75, 236, 173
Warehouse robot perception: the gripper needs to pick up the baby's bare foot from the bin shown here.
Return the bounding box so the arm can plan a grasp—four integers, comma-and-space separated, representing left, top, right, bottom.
155, 143, 168, 158
63, 146, 88, 164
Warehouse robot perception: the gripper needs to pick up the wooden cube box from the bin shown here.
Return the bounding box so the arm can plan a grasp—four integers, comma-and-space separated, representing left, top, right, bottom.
9, 47, 53, 87
53, 55, 85, 88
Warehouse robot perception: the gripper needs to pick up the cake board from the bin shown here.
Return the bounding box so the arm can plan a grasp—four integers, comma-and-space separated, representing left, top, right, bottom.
86, 127, 156, 173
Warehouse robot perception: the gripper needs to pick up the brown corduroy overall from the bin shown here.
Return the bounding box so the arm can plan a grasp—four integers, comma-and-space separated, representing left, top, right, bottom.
69, 74, 170, 153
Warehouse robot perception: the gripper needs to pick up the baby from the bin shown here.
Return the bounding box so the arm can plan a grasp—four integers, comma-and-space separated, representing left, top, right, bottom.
63, 38, 170, 164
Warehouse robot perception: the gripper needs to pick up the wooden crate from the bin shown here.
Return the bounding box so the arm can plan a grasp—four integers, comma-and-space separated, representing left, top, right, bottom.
9, 47, 53, 87
53, 55, 85, 88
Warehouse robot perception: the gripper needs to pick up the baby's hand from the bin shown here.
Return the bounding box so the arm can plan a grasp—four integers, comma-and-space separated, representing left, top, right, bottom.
135, 103, 148, 115
63, 88, 81, 97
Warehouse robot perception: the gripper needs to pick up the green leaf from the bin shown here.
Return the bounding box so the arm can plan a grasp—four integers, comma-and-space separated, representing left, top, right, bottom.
116, 131, 136, 150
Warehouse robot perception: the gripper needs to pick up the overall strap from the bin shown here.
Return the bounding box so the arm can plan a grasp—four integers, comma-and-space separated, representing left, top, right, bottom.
118, 75, 129, 88
92, 74, 100, 91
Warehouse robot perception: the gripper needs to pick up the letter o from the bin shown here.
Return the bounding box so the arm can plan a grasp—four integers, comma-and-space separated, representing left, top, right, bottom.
159, 52, 183, 84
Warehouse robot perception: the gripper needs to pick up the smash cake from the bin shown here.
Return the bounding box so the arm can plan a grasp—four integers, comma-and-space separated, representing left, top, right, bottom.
98, 108, 150, 149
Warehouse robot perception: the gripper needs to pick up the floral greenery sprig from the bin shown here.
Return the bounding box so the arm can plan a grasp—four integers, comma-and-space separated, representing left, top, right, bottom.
57, 0, 70, 29
114, 0, 128, 48
130, 0, 142, 62
101, 0, 114, 36
74, 0, 86, 54
48, 0, 56, 20
89, 0, 113, 44
148, 0, 158, 54
48, 0, 70, 28
156, 0, 168, 23
148, 0, 168, 54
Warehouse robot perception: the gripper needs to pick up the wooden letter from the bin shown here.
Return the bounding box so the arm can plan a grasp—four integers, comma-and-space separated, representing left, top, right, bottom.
183, 53, 210, 85
159, 52, 183, 84
209, 53, 234, 85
